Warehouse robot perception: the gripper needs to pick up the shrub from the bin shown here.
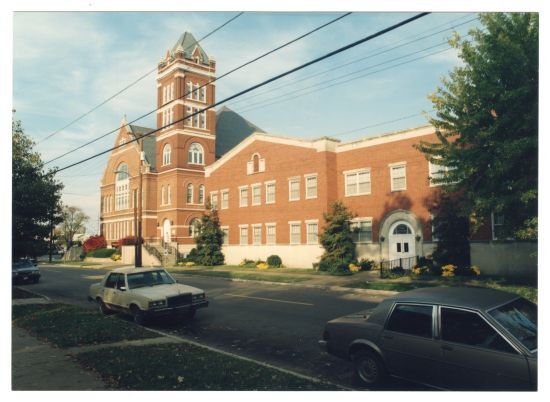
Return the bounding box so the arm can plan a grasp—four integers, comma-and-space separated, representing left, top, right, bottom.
411, 265, 430, 276
441, 264, 457, 277
239, 259, 256, 268
86, 248, 117, 258
319, 257, 351, 275
470, 265, 481, 276
312, 262, 320, 270
358, 258, 375, 271
256, 262, 269, 270
119, 236, 143, 246
349, 263, 360, 273
185, 261, 195, 267
83, 235, 107, 253
110, 253, 121, 261
267, 255, 283, 268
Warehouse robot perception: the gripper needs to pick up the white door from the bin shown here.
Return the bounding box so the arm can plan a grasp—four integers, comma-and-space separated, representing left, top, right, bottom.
388, 222, 416, 267
163, 219, 171, 243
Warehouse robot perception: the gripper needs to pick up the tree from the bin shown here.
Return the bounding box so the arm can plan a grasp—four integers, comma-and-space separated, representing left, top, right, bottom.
12, 119, 63, 258
193, 203, 225, 266
416, 13, 538, 239
318, 201, 356, 273
57, 206, 89, 248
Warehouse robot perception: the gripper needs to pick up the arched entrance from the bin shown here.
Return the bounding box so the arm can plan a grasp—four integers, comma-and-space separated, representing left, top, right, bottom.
163, 219, 171, 244
388, 221, 416, 265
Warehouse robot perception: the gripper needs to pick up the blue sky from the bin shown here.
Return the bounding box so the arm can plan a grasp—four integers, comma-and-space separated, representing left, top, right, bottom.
7, 5, 535, 234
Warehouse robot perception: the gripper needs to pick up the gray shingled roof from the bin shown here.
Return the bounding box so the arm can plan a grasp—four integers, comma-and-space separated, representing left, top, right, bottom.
215, 106, 264, 158
129, 125, 157, 171
171, 32, 209, 65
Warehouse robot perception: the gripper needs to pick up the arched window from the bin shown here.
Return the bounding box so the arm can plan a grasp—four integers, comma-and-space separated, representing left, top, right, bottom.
393, 224, 412, 235
161, 186, 165, 205
187, 183, 193, 203
199, 185, 205, 204
189, 218, 200, 238
167, 185, 172, 205
188, 143, 204, 165
163, 144, 171, 166
115, 163, 129, 210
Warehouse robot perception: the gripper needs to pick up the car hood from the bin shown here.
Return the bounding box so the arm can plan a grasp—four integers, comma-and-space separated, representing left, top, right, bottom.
129, 283, 203, 299
13, 267, 39, 273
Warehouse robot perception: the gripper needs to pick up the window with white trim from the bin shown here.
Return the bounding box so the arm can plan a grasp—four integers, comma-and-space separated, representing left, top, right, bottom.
351, 219, 373, 243
193, 83, 199, 100
115, 163, 129, 211
239, 187, 248, 207
189, 218, 200, 238
345, 169, 371, 196
390, 164, 407, 191
186, 81, 192, 98
252, 225, 262, 245
167, 185, 172, 205
305, 175, 318, 199
222, 227, 229, 245
199, 86, 206, 102
186, 184, 194, 204
163, 86, 167, 104
188, 143, 204, 165
221, 190, 229, 210
239, 226, 248, 245
211, 192, 218, 210
290, 222, 301, 245
491, 213, 507, 240
429, 160, 457, 186
162, 144, 171, 166
266, 182, 276, 204
266, 224, 276, 245
289, 177, 300, 201
306, 221, 318, 244
170, 83, 174, 101
199, 185, 205, 204
252, 184, 261, 206
161, 186, 165, 206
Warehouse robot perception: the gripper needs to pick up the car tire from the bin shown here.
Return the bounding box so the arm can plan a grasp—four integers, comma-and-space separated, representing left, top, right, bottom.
130, 305, 146, 325
98, 299, 113, 315
352, 349, 387, 388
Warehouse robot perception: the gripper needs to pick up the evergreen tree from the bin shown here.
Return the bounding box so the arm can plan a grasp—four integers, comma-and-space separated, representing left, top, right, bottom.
193, 203, 225, 266
12, 119, 63, 258
318, 201, 356, 272
416, 13, 538, 239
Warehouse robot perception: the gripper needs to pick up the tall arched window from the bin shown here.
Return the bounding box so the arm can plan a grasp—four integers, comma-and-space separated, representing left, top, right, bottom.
199, 185, 205, 204
163, 144, 171, 166
167, 185, 172, 205
187, 184, 194, 203
189, 218, 200, 238
115, 163, 129, 210
188, 143, 204, 165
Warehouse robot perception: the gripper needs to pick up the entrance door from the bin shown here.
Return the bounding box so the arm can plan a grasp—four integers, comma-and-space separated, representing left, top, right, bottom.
163, 219, 171, 244
388, 221, 416, 267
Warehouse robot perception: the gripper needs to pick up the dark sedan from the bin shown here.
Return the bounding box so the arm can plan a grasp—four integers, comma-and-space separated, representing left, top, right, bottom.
12, 259, 41, 284
320, 287, 537, 390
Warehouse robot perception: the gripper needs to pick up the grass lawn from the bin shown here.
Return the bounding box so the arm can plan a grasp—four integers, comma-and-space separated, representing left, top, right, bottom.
12, 287, 40, 299
12, 303, 157, 348
75, 343, 337, 391
173, 268, 311, 283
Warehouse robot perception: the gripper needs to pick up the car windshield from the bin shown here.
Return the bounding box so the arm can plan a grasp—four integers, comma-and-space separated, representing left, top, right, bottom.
13, 261, 34, 270
127, 270, 175, 289
488, 298, 537, 352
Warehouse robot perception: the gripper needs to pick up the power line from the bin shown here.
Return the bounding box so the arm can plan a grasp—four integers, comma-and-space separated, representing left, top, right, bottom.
37, 12, 245, 145
44, 12, 352, 166
51, 12, 430, 175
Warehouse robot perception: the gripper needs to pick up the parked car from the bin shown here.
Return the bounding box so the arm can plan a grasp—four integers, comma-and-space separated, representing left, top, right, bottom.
319, 287, 537, 390
88, 267, 208, 324
12, 259, 41, 284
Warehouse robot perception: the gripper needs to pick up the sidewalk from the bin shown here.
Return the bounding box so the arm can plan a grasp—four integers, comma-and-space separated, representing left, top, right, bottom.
12, 326, 107, 390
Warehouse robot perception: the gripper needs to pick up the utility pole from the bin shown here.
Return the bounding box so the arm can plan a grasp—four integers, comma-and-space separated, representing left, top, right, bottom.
136, 138, 144, 267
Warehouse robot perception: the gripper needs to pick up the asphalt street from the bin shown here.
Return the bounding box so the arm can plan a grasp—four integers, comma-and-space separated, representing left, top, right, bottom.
24, 265, 423, 389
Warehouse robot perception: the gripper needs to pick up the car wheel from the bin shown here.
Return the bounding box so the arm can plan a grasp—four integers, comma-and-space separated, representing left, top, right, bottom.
352, 349, 387, 388
98, 299, 113, 315
130, 305, 146, 325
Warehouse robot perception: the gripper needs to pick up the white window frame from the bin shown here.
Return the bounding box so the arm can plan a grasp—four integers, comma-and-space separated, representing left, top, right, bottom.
186, 81, 192, 99
162, 144, 171, 166
239, 225, 249, 245
265, 181, 276, 204
305, 174, 318, 199
344, 168, 371, 197
431, 214, 438, 242
265, 223, 276, 245
251, 183, 261, 206
210, 191, 219, 210
491, 212, 506, 241
188, 143, 204, 165
350, 217, 373, 243
289, 221, 301, 245
289, 177, 300, 201
252, 224, 262, 245
186, 183, 194, 204
198, 185, 205, 204
389, 162, 407, 192
221, 226, 229, 245
221, 189, 229, 210
239, 185, 249, 207
305, 219, 319, 244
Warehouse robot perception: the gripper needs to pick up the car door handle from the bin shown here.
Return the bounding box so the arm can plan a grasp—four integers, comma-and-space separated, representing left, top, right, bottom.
441, 345, 453, 351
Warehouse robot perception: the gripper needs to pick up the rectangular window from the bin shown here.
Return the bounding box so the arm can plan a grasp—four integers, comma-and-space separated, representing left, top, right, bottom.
186, 81, 192, 98
222, 227, 229, 245
306, 221, 318, 244
390, 164, 407, 191
185, 106, 191, 126
266, 224, 276, 245
239, 226, 248, 245
221, 190, 229, 210
289, 178, 300, 201
239, 187, 248, 207
386, 304, 434, 338
491, 213, 507, 240
253, 225, 262, 245
266, 182, 276, 204
193, 83, 199, 100
305, 175, 318, 199
199, 111, 206, 129
211, 193, 218, 210
290, 222, 301, 245
252, 184, 261, 206
351, 219, 373, 243
345, 169, 371, 196
200, 86, 206, 102
192, 107, 199, 128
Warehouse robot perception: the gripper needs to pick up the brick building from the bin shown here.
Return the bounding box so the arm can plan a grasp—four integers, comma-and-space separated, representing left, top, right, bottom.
100, 32, 516, 270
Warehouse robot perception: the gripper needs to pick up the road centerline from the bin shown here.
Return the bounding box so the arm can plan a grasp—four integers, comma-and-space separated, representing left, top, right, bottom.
223, 293, 314, 306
